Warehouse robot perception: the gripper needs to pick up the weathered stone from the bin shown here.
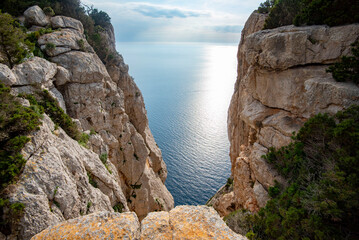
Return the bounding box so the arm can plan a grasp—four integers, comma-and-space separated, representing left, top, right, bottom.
1, 10, 174, 239
141, 211, 172, 239
50, 16, 84, 33
0, 63, 17, 85
54, 66, 71, 86
51, 52, 110, 84
12, 57, 57, 87
38, 29, 92, 56
170, 205, 246, 240
4, 115, 129, 240
31, 212, 140, 240
225, 13, 359, 214
24, 6, 49, 27
212, 191, 235, 217
31, 206, 247, 240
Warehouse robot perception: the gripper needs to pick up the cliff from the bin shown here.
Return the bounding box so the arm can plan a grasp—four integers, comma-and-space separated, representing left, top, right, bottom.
218, 11, 359, 216
0, 6, 173, 239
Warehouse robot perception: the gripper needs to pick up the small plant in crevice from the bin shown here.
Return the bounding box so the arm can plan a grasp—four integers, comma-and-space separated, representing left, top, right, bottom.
113, 202, 124, 213
45, 42, 55, 51
77, 39, 85, 51
99, 153, 112, 174
86, 201, 92, 214
78, 133, 90, 148
87, 172, 97, 188
0, 198, 25, 235
130, 183, 142, 190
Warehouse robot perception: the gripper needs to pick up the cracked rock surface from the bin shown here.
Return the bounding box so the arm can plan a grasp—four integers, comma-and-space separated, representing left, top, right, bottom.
223, 12, 359, 213
31, 206, 246, 240
1, 6, 173, 239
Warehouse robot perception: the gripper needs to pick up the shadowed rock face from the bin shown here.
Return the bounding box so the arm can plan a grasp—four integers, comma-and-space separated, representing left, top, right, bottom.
1, 6, 173, 239
224, 12, 359, 213
31, 206, 247, 240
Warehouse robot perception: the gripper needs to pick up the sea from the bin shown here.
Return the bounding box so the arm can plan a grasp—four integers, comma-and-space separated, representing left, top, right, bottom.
116, 42, 238, 206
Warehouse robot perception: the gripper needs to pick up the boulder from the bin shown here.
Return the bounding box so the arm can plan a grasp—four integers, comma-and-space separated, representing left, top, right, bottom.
24, 6, 49, 27
50, 16, 84, 34
31, 212, 140, 240
0, 63, 17, 86
12, 57, 57, 87
38, 29, 93, 56
31, 206, 246, 240
51, 52, 110, 84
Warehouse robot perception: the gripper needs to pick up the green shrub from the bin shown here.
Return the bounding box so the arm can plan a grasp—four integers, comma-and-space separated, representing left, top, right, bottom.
43, 6, 55, 16
45, 42, 55, 51
0, 11, 34, 68
99, 153, 108, 164
77, 39, 85, 51
246, 105, 359, 239
260, 0, 359, 29
87, 172, 97, 188
257, 0, 277, 13
113, 202, 123, 213
24, 90, 82, 141
294, 0, 359, 27
327, 41, 359, 84
78, 133, 89, 148
0, 83, 42, 188
263, 0, 301, 29
0, 82, 41, 235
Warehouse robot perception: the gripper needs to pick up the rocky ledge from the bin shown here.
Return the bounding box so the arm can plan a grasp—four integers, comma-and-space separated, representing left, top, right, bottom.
31, 206, 246, 240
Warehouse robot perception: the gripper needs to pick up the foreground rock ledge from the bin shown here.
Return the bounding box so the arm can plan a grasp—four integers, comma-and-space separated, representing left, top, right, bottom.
31, 206, 246, 240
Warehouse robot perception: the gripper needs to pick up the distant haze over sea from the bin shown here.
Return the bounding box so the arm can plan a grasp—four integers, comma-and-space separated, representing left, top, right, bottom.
117, 42, 237, 205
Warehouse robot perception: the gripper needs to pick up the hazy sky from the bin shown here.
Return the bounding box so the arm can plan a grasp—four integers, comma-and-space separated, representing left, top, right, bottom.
82, 0, 263, 43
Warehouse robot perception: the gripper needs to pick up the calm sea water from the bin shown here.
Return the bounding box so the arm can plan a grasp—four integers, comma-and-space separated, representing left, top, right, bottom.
116, 42, 238, 206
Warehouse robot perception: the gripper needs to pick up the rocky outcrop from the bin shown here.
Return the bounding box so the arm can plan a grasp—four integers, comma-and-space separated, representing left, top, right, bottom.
31, 206, 246, 240
24, 6, 49, 27
1, 6, 173, 239
225, 12, 359, 213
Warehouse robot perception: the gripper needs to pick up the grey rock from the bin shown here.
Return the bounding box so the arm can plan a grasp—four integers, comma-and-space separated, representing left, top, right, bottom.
0, 63, 17, 86
12, 57, 57, 87
50, 16, 84, 33
24, 6, 49, 27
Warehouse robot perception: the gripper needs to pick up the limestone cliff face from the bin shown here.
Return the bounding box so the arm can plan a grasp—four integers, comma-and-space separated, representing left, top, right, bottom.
0, 6, 173, 239
226, 12, 359, 213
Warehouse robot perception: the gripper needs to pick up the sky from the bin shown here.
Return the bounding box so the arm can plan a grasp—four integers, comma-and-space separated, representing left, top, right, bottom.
82, 0, 263, 43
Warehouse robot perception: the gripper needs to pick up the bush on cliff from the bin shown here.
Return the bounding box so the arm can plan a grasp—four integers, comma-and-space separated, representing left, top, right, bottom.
327, 41, 359, 84
0, 82, 42, 189
244, 105, 359, 239
259, 0, 359, 29
0, 11, 34, 68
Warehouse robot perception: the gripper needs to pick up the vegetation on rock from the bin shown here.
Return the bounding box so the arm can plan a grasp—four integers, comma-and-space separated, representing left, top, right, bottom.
241, 105, 359, 239
258, 0, 359, 29
0, 11, 34, 68
0, 0, 116, 64
327, 41, 359, 84
0, 82, 42, 234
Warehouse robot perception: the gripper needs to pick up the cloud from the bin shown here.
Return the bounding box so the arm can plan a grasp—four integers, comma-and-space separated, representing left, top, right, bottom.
213, 25, 243, 33
132, 4, 210, 19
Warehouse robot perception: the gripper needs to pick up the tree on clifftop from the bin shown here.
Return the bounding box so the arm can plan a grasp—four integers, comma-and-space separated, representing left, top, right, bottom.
0, 11, 33, 68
